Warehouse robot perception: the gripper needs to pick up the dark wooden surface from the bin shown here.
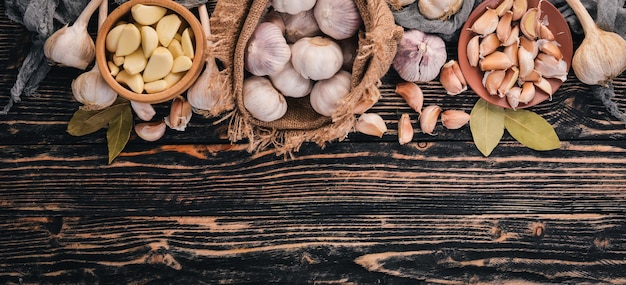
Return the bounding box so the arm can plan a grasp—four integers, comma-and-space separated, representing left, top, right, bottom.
2, 1, 626, 284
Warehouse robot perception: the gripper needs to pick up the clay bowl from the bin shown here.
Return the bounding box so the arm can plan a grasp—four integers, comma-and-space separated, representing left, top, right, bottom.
95, 0, 205, 104
457, 0, 573, 109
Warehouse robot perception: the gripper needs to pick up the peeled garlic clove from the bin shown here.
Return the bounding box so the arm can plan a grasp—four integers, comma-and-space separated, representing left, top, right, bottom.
131, 101, 156, 121
395, 81, 424, 114
520, 7, 540, 40
166, 96, 192, 131
171, 56, 193, 73
245, 22, 291, 76
106, 24, 125, 53
314, 0, 363, 40
468, 8, 499, 36
123, 48, 147, 75
164, 72, 185, 88
420, 105, 442, 135
506, 86, 522, 110
291, 36, 343, 80
141, 26, 159, 58
144, 80, 168, 93
479, 33, 500, 58
115, 23, 141, 57
441, 110, 470, 130
440, 60, 467, 95
181, 28, 195, 59
496, 11, 513, 44
131, 4, 167, 26
272, 0, 316, 15
156, 14, 182, 47
72, 67, 117, 110
243, 76, 288, 122
398, 113, 414, 145
283, 9, 322, 43
143, 47, 174, 83
167, 39, 185, 59
519, 81, 536, 104
467, 35, 480, 67
482, 69, 506, 96
393, 29, 447, 82
418, 0, 463, 20
310, 70, 352, 117
512, 0, 527, 21
355, 113, 387, 138
479, 51, 513, 71
107, 61, 119, 76
269, 61, 313, 98
116, 69, 144, 93
135, 120, 167, 142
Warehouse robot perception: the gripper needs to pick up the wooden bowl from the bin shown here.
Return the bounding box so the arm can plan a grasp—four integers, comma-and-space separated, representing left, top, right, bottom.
95, 0, 205, 104
457, 0, 573, 109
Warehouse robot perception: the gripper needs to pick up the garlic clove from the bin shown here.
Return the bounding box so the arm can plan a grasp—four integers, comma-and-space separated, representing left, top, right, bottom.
519, 37, 539, 57
387, 0, 417, 10
479, 51, 513, 71
534, 53, 568, 82
538, 40, 563, 61
420, 105, 442, 135
144, 80, 168, 93
355, 113, 387, 138
501, 25, 520, 47
171, 56, 193, 73
539, 24, 556, 41
167, 39, 185, 59
353, 93, 380, 114
108, 61, 120, 76
165, 96, 192, 131
314, 0, 363, 40
440, 60, 467, 95
441, 110, 470, 130
398, 113, 414, 145
181, 28, 195, 58
112, 54, 125, 66
467, 35, 480, 67
495, 0, 514, 16
130, 101, 156, 121
503, 43, 519, 66
245, 22, 291, 76
517, 47, 535, 78
135, 120, 167, 142
123, 48, 147, 75
479, 33, 500, 58
156, 14, 182, 47
482, 69, 506, 96
115, 24, 141, 57
141, 26, 159, 58
520, 7, 540, 40
116, 69, 144, 93
269, 61, 313, 98
163, 72, 185, 88
497, 66, 519, 98
534, 76, 554, 99
506, 86, 522, 110
519, 81, 536, 104
131, 4, 167, 26
143, 47, 174, 83
468, 8, 499, 36
521, 69, 542, 82
395, 81, 424, 114
310, 70, 352, 117
106, 24, 126, 53
496, 11, 513, 44
291, 36, 343, 80
243, 76, 288, 122
512, 0, 528, 21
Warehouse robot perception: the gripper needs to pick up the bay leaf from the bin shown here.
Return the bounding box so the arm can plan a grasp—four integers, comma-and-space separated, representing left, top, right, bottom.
504, 109, 560, 151
107, 105, 133, 164
67, 99, 130, 136
470, 99, 505, 157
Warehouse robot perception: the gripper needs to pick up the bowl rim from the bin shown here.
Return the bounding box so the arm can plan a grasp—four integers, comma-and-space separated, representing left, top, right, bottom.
457, 0, 573, 109
95, 0, 206, 104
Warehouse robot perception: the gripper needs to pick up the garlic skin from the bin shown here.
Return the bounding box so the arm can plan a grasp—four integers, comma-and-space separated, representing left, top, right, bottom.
243, 76, 288, 122
291, 36, 343, 80
165, 96, 192, 131
44, 0, 103, 69
130, 101, 156, 121
269, 61, 313, 98
272, 0, 316, 15
71, 65, 117, 110
245, 22, 291, 76
355, 113, 387, 138
135, 120, 166, 142
393, 29, 447, 82
282, 9, 322, 43
310, 70, 352, 117
418, 0, 463, 21
314, 0, 363, 40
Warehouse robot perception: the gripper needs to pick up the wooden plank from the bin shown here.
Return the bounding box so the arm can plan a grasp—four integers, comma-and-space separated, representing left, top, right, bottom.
1, 214, 625, 284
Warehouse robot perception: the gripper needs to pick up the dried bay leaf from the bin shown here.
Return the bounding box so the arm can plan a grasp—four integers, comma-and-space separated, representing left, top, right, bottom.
504, 109, 560, 151
107, 105, 133, 164
67, 98, 129, 136
470, 99, 505, 157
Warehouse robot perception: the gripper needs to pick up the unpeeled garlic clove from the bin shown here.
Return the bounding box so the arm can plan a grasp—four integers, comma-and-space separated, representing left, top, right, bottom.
520, 37, 539, 57
512, 0, 528, 21
517, 46, 535, 78
355, 113, 387, 138
501, 25, 520, 47
135, 120, 166, 142
495, 0, 514, 16
420, 105, 442, 135
165, 96, 192, 131
496, 11, 513, 44
539, 24, 556, 41
506, 86, 522, 110
468, 8, 499, 36
497, 67, 519, 98
479, 33, 500, 58
503, 43, 519, 66
534, 77, 554, 99
440, 60, 467, 95
467, 35, 480, 67
520, 7, 540, 39
395, 81, 424, 114
398, 113, 414, 145
353, 93, 380, 114
534, 53, 568, 82
131, 101, 156, 121
479, 51, 513, 71
245, 22, 292, 76
538, 40, 563, 60
519, 81, 536, 104
313, 0, 363, 40
441, 110, 470, 129
482, 69, 506, 96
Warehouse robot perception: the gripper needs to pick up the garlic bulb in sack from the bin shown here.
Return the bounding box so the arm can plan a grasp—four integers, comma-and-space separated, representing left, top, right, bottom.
314, 0, 363, 40
310, 70, 352, 117
291, 36, 343, 80
243, 76, 288, 122
393, 29, 447, 82
245, 22, 291, 76
272, 0, 316, 15
269, 61, 313, 98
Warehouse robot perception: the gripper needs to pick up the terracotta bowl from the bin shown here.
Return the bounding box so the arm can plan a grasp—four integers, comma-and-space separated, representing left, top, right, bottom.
457, 0, 573, 109
95, 0, 205, 104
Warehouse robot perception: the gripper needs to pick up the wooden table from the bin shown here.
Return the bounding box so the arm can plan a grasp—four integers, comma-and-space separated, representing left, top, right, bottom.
2, 1, 626, 284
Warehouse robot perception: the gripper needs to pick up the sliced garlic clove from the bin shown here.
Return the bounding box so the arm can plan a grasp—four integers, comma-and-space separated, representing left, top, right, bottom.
395, 81, 424, 114
398, 113, 414, 145
135, 120, 167, 142
440, 60, 467, 95
441, 110, 470, 130
355, 113, 387, 138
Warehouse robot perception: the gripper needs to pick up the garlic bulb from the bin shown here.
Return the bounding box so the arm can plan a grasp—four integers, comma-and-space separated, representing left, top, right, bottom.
44, 0, 103, 69
393, 29, 447, 82
243, 76, 288, 122
269, 61, 313, 98
282, 9, 322, 43
310, 70, 351, 117
291, 36, 343, 80
314, 0, 363, 40
245, 22, 291, 76
71, 65, 117, 110
271, 0, 316, 15
418, 0, 463, 20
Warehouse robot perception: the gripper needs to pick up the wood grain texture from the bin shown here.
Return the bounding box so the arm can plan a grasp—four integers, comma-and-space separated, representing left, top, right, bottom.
2, 1, 626, 284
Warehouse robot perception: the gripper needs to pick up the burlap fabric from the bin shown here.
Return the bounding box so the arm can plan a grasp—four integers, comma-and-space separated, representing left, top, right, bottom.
208, 0, 403, 155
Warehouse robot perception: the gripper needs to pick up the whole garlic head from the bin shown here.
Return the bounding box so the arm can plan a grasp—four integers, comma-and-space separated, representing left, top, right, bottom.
310, 70, 352, 117
243, 76, 288, 122
393, 29, 447, 82
418, 0, 463, 20
269, 61, 313, 98
271, 0, 316, 15
291, 36, 343, 80
245, 22, 291, 76
71, 65, 117, 110
314, 0, 363, 40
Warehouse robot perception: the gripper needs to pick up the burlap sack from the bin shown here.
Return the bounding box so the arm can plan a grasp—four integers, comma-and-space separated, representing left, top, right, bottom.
209, 0, 403, 155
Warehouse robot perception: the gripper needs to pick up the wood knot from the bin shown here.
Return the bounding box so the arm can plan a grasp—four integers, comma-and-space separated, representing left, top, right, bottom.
530, 222, 545, 239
